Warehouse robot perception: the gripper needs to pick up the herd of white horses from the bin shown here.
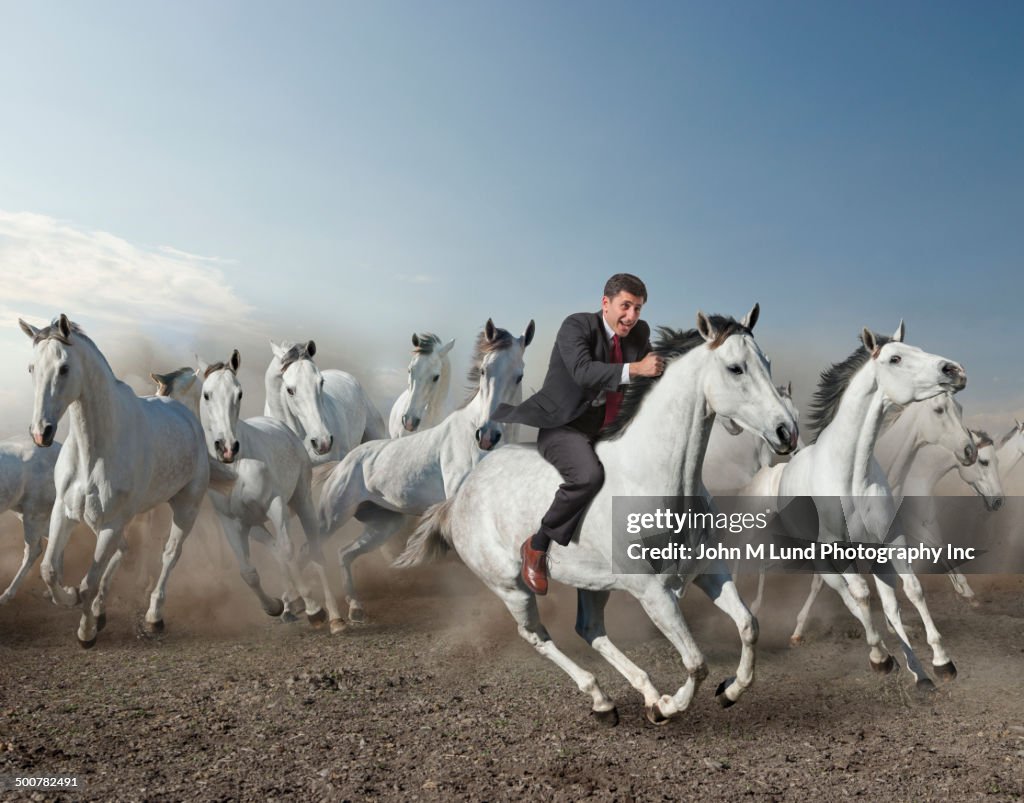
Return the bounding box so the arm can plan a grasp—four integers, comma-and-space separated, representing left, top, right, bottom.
2, 307, 1022, 726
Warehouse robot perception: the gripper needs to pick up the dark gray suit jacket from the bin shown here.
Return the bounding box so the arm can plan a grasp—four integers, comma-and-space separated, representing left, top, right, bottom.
494, 311, 652, 430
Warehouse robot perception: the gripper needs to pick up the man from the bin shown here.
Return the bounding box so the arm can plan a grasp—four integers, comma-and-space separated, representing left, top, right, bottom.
493, 273, 664, 594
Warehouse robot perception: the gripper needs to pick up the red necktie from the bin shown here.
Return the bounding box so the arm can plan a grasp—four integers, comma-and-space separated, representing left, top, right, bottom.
603, 334, 623, 428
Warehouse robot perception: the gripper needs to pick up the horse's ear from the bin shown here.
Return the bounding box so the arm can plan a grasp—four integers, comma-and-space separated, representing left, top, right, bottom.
1016, 418, 1023, 432
305, 340, 316, 358
150, 372, 168, 395
195, 353, 209, 377
18, 319, 39, 340
229, 350, 241, 373
892, 320, 905, 342
861, 328, 877, 354
696, 311, 717, 343
787, 380, 793, 397
411, 333, 420, 348
270, 340, 286, 359
522, 320, 535, 347
58, 314, 72, 339
741, 303, 760, 331
485, 319, 496, 342
440, 338, 455, 356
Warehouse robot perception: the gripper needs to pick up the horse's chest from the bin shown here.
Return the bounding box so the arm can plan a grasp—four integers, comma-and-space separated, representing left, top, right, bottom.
63, 478, 128, 529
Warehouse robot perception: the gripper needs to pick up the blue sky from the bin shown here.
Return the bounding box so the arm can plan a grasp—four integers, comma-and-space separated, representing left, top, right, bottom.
1, 1, 1021, 426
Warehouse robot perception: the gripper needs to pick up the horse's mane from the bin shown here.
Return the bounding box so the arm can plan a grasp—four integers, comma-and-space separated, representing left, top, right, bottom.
971, 429, 994, 449
997, 423, 1020, 447
461, 324, 517, 407
32, 317, 117, 377
279, 342, 315, 373
599, 316, 750, 441
413, 333, 441, 355
807, 332, 892, 443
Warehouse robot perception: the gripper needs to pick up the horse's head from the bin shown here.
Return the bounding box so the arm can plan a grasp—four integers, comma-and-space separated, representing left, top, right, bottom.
400, 333, 454, 433
958, 431, 1004, 511
698, 304, 798, 455
152, 366, 201, 415
863, 322, 966, 406
20, 314, 83, 447
914, 392, 977, 467
471, 319, 534, 451
198, 350, 243, 463
275, 340, 333, 457
1001, 419, 1024, 464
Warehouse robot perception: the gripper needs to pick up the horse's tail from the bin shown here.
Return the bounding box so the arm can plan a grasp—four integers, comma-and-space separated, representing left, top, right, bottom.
393, 498, 456, 568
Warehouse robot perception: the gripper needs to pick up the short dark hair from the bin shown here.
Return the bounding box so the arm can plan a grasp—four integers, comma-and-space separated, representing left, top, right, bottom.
603, 273, 647, 302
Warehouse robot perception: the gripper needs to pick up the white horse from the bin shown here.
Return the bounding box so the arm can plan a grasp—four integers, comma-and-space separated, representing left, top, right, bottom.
317, 319, 534, 623
265, 340, 387, 464
396, 306, 799, 725
388, 333, 454, 438
156, 360, 344, 631
788, 393, 987, 641
996, 420, 1024, 479
772, 322, 966, 688
0, 436, 60, 604
20, 315, 209, 647
703, 382, 803, 496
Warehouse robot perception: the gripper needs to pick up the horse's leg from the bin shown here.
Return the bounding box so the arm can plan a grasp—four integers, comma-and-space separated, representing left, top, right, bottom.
496, 585, 616, 721
871, 572, 934, 688
250, 524, 303, 618
267, 497, 325, 627
144, 498, 200, 633
222, 517, 285, 618
693, 569, 758, 707
338, 509, 409, 623
749, 568, 767, 616
39, 505, 79, 608
292, 490, 345, 634
76, 525, 125, 648
895, 567, 955, 679
91, 535, 129, 632
633, 581, 710, 719
574, 589, 662, 721
819, 572, 894, 672
789, 573, 825, 646
0, 514, 47, 604
948, 571, 979, 607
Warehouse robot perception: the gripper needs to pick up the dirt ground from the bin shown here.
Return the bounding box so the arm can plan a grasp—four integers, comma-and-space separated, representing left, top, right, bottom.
1, 519, 1023, 802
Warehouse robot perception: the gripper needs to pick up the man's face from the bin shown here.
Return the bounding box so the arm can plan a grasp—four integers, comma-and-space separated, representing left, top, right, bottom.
602, 291, 644, 337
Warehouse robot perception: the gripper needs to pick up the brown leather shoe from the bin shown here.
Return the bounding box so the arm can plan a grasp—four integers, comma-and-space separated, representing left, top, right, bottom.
520, 537, 549, 596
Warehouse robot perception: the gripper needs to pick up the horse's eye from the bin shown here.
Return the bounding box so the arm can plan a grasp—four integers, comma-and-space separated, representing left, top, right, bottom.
979, 459, 990, 467
516, 375, 523, 384
287, 387, 295, 396
319, 378, 325, 389
27, 365, 33, 374
433, 375, 440, 383
889, 355, 901, 365
238, 391, 243, 402
203, 392, 210, 401
728, 365, 743, 375
59, 365, 69, 376
933, 408, 944, 415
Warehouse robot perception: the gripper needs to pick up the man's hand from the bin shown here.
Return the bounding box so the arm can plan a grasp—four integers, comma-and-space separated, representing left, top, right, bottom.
629, 353, 665, 378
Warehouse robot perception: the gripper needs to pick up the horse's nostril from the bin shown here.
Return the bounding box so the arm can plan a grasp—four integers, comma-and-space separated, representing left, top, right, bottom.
993, 498, 1004, 511
232, 441, 240, 455
42, 424, 54, 443
215, 440, 223, 452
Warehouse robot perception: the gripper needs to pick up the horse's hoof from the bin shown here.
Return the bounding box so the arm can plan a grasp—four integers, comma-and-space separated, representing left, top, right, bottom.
870, 655, 896, 675
145, 619, 165, 634
348, 606, 367, 624
307, 609, 327, 628
95, 613, 107, 633
965, 596, 981, 609
591, 707, 619, 727
645, 703, 671, 726
329, 618, 347, 635
715, 678, 737, 709
916, 678, 937, 693
78, 635, 97, 650
788, 634, 803, 648
934, 662, 957, 682
266, 599, 285, 618
280, 610, 301, 624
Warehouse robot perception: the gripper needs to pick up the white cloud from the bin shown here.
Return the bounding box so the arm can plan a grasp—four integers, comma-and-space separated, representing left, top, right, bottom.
0, 210, 253, 331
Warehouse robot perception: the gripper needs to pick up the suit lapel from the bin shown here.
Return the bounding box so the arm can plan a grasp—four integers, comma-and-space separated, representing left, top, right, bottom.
594, 312, 610, 361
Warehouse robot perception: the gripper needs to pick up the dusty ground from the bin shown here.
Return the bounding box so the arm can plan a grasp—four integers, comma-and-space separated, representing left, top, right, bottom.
1, 521, 1023, 802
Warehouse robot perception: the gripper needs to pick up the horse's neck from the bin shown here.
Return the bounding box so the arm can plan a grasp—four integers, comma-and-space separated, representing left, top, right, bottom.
263, 361, 285, 419
818, 366, 888, 487
904, 447, 956, 495
599, 351, 712, 497
876, 409, 924, 490
997, 440, 1024, 477
67, 343, 126, 467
